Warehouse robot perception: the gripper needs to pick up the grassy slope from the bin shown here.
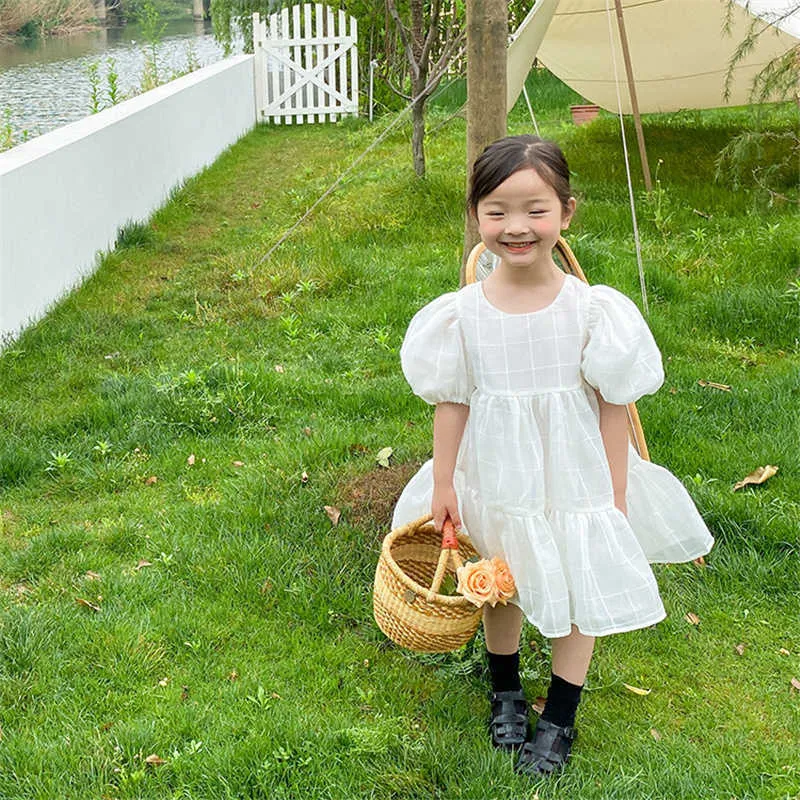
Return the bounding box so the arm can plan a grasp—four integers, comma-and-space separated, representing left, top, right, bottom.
1, 71, 799, 799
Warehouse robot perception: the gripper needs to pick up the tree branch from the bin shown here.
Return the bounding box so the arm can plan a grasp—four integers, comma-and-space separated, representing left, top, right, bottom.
420, 0, 443, 72
385, 0, 419, 82
381, 71, 413, 101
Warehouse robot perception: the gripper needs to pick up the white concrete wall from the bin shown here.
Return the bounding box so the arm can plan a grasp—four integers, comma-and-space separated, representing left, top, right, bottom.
0, 54, 256, 344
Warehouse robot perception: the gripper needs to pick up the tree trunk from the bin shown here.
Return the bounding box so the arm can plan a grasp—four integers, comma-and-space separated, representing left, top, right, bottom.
461, 0, 508, 285
411, 98, 426, 177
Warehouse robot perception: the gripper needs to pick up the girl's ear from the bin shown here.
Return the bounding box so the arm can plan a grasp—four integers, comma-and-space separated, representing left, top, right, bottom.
561, 197, 577, 230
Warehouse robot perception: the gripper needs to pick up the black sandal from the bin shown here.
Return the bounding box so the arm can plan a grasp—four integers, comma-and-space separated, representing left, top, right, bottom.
515, 717, 576, 775
489, 689, 529, 751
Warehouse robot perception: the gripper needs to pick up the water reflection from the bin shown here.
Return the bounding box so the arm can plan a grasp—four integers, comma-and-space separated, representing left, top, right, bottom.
0, 19, 243, 142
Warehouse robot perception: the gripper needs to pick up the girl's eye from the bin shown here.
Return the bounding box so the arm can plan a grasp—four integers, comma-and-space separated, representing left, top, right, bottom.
487, 212, 504, 218
529, 210, 546, 216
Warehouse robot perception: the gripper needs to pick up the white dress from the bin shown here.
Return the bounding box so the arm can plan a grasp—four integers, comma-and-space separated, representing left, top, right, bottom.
392, 275, 714, 639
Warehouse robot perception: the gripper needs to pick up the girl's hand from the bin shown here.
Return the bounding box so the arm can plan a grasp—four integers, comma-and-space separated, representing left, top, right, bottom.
432, 483, 462, 532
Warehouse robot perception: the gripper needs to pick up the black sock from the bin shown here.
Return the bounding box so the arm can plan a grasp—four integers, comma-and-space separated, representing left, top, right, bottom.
487, 650, 522, 693
540, 672, 583, 728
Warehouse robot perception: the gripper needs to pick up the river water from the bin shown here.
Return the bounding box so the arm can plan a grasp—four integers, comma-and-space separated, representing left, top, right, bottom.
0, 19, 243, 144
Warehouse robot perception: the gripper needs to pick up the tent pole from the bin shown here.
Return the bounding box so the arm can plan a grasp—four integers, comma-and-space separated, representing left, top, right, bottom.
613, 0, 652, 193
461, 0, 508, 286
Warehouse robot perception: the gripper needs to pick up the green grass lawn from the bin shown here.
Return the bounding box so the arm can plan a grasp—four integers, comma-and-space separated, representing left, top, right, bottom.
1, 70, 799, 799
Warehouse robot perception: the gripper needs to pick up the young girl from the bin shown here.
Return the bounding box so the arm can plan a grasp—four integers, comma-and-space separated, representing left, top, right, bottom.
392, 136, 714, 776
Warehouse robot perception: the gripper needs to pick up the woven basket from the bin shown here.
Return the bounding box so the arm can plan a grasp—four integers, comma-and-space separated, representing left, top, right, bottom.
373, 515, 483, 653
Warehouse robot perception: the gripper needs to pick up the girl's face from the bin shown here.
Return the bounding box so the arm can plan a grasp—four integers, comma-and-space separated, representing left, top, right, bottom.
475, 167, 575, 271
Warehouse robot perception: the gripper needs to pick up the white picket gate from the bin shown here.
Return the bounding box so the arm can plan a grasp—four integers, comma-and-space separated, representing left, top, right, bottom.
252, 5, 359, 124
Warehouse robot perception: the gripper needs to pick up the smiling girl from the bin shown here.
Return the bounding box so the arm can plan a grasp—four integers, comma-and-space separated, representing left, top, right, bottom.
392, 135, 713, 776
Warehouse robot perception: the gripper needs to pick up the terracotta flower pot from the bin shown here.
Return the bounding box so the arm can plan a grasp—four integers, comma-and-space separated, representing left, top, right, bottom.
570, 104, 601, 126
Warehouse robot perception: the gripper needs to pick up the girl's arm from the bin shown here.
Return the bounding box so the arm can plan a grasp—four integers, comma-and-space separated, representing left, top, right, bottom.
596, 391, 629, 515
432, 402, 470, 531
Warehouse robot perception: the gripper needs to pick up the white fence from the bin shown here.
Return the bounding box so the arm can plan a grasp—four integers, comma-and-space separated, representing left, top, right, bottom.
253, 4, 359, 124
0, 55, 256, 344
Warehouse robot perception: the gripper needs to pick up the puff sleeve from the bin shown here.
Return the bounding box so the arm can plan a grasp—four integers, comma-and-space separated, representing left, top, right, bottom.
400, 292, 473, 405
581, 285, 664, 405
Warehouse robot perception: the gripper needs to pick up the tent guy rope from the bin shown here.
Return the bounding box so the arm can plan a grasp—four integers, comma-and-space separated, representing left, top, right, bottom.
248, 66, 464, 272
604, 0, 649, 316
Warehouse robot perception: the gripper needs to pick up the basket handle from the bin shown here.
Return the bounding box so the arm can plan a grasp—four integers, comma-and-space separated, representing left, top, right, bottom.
427, 517, 464, 600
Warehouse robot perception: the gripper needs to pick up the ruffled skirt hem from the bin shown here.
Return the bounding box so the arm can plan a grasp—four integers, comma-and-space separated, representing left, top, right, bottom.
391, 454, 713, 639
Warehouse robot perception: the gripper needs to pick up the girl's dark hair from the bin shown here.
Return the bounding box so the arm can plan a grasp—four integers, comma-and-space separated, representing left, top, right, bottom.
468, 135, 572, 213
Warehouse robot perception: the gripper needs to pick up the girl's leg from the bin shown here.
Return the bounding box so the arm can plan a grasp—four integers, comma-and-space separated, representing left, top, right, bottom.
484, 603, 524, 691
541, 624, 594, 728
483, 602, 523, 654
516, 626, 594, 775
551, 624, 595, 685
484, 603, 527, 751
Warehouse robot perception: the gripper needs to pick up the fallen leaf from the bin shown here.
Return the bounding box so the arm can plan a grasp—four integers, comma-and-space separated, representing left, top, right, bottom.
303, 426, 312, 436
324, 505, 341, 526
158, 677, 169, 687
531, 696, 546, 715
145, 754, 167, 766
144, 475, 158, 486
274, 364, 285, 373
791, 678, 800, 692
260, 579, 273, 594
301, 470, 309, 483
187, 454, 196, 466
698, 379, 731, 392
779, 648, 791, 656
623, 683, 652, 696
685, 612, 700, 625
76, 597, 101, 612
733, 465, 778, 491
85, 571, 102, 581
232, 461, 244, 467
693, 556, 706, 567
135, 559, 153, 570
650, 728, 662, 741
669, 387, 678, 395
227, 670, 239, 681
376, 446, 393, 468
271, 692, 281, 700
735, 643, 746, 656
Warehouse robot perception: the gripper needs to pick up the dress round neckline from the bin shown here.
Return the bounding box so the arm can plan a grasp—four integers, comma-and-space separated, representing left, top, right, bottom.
478, 274, 572, 317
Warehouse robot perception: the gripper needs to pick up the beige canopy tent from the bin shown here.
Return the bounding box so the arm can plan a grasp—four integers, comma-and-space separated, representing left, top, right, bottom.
507, 0, 800, 114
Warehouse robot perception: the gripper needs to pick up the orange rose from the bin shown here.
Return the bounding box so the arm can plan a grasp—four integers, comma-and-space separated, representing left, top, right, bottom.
491, 557, 517, 604
456, 560, 498, 608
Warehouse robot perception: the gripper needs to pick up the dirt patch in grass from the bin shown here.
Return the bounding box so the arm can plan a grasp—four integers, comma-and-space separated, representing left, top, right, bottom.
339, 460, 423, 543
